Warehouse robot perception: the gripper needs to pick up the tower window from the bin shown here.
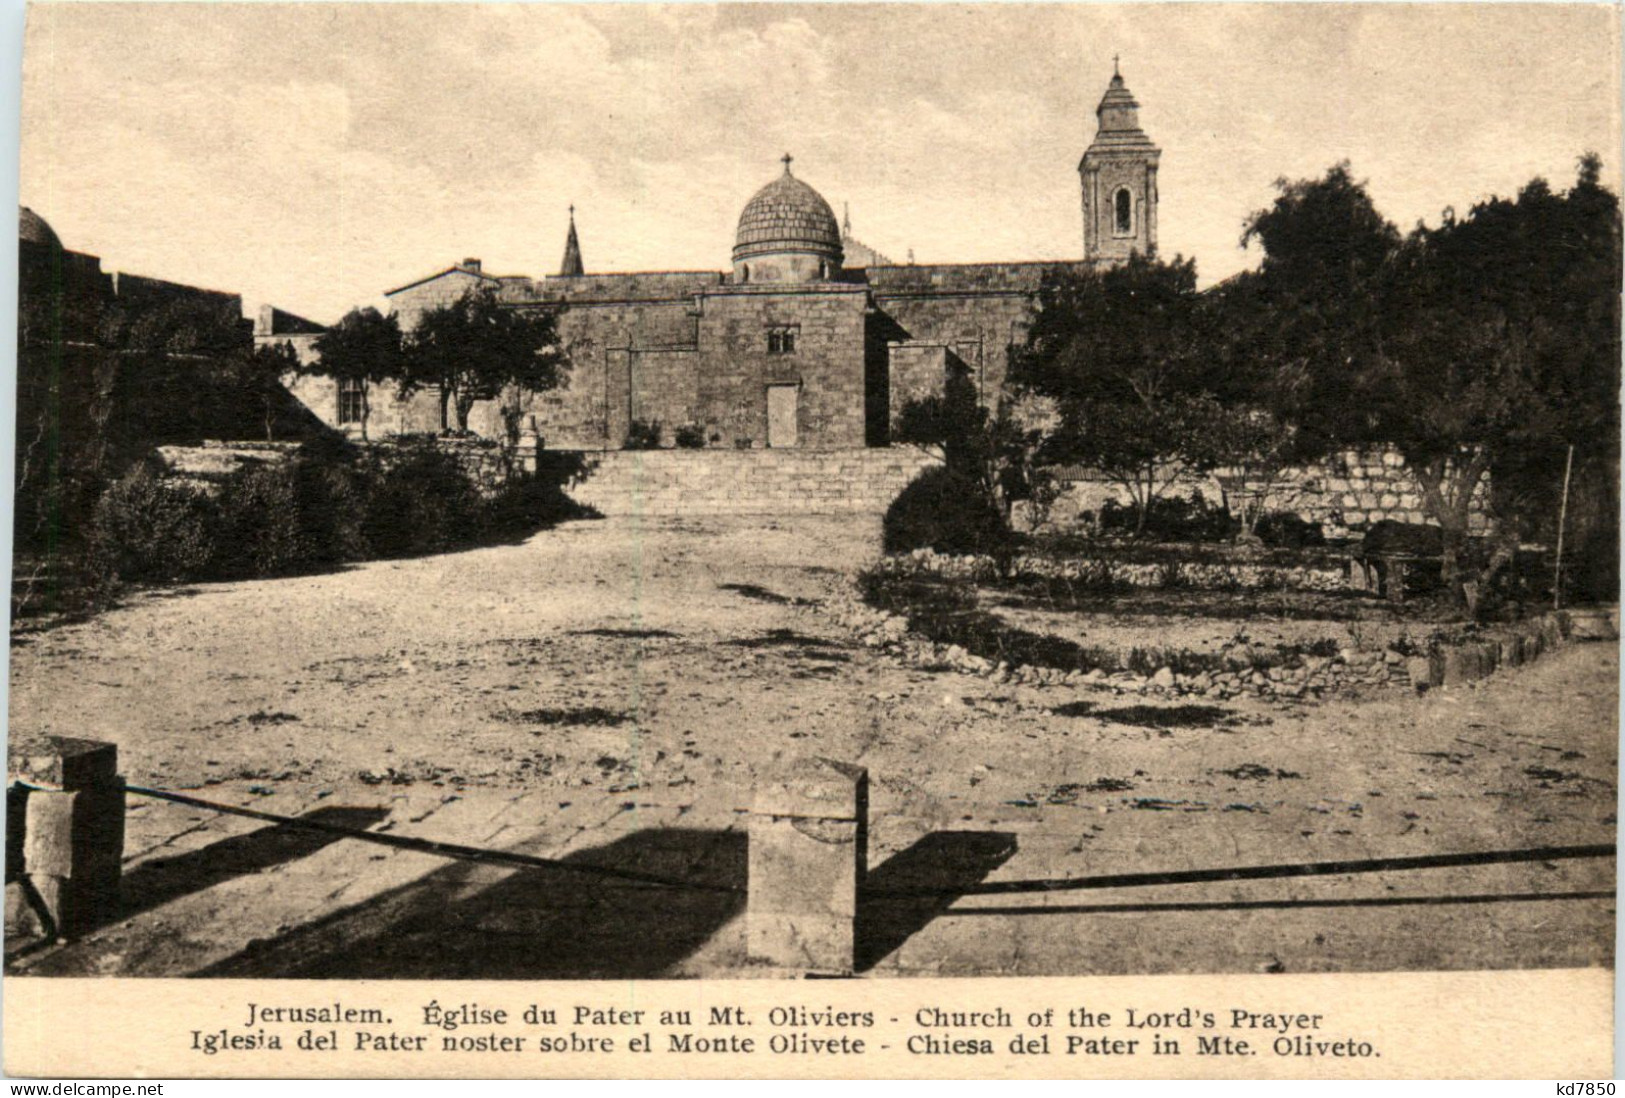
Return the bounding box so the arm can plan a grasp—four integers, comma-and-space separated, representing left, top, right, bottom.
1114, 188, 1134, 235
766, 325, 799, 355
338, 378, 366, 424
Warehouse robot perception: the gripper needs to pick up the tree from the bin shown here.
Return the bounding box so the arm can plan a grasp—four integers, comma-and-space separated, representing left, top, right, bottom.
226, 341, 301, 442
404, 287, 568, 434
1239, 158, 1621, 610
1201, 404, 1301, 541
309, 307, 406, 441
894, 360, 1047, 522
1369, 156, 1621, 608
1010, 254, 1224, 535
1233, 161, 1401, 460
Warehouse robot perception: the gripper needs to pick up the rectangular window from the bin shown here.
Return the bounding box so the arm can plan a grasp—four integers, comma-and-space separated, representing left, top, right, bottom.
766, 325, 799, 355
338, 378, 366, 424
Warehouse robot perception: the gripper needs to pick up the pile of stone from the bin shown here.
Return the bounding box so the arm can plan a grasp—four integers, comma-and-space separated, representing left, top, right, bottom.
821, 584, 1404, 701
878, 547, 1348, 593
1403, 613, 1575, 692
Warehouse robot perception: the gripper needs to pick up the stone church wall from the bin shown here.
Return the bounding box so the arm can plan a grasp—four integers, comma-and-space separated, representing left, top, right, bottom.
866, 262, 1074, 410
692, 287, 870, 449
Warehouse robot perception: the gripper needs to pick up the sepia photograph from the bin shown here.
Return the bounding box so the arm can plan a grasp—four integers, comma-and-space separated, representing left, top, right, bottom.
2, 0, 1619, 1078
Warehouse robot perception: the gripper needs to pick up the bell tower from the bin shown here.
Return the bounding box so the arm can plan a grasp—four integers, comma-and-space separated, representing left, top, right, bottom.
1080, 59, 1161, 264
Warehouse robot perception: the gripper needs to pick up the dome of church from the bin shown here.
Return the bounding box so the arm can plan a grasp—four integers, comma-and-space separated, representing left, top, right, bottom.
733, 159, 842, 271
19, 206, 61, 251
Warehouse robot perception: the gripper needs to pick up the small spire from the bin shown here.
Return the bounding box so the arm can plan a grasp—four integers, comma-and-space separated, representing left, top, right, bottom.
843, 202, 851, 235
1113, 53, 1121, 78
559, 205, 584, 277
781, 152, 794, 174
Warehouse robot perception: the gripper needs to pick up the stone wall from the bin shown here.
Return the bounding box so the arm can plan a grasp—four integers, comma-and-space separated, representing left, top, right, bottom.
354, 259, 1092, 452
567, 447, 941, 516
1040, 445, 1491, 539
887, 342, 950, 432
867, 262, 1077, 409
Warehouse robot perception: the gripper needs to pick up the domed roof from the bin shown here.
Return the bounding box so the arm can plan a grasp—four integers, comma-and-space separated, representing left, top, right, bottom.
19, 206, 61, 251
734, 157, 842, 263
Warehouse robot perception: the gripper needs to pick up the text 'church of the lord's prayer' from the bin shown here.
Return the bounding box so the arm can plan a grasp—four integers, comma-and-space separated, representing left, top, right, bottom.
261, 67, 1161, 451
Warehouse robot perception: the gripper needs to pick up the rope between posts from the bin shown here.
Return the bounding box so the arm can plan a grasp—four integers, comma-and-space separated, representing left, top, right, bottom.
863, 843, 1617, 899
15, 780, 746, 895
13, 779, 1614, 903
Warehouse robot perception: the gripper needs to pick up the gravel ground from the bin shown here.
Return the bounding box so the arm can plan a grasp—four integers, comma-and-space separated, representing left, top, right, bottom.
6, 515, 1616, 977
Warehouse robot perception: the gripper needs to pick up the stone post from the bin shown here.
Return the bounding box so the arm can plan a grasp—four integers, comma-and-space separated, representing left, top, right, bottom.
6, 735, 124, 939
747, 757, 867, 975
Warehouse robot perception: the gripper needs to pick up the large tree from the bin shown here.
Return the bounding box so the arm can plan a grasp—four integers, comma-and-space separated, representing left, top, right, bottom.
1239, 158, 1621, 609
1010, 254, 1230, 535
404, 287, 568, 434
309, 307, 406, 441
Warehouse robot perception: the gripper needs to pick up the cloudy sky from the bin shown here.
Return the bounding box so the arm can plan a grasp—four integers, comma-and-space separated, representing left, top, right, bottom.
20, 3, 1620, 322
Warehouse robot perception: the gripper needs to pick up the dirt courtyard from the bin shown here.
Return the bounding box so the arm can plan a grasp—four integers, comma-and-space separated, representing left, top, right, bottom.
6, 515, 1617, 978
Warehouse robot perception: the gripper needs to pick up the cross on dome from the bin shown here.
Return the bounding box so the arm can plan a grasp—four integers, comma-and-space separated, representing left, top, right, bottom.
781, 153, 794, 174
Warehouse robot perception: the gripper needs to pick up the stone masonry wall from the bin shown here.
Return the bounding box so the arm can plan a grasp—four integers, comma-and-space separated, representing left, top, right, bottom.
568, 447, 941, 516
1042, 445, 1491, 538
692, 286, 871, 449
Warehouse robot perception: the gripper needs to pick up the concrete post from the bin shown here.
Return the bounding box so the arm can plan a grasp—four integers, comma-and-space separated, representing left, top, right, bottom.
1406, 653, 1444, 692
6, 735, 124, 939
747, 757, 867, 975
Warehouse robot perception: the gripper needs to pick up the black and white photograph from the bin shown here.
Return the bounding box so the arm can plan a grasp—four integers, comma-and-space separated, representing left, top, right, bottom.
3, 0, 1619, 1079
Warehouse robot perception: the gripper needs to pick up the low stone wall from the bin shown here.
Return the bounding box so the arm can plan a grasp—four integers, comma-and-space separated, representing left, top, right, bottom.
1404, 609, 1614, 691
566, 447, 941, 516
1040, 445, 1491, 540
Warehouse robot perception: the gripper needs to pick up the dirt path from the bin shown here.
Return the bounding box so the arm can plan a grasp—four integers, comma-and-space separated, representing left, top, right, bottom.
8, 516, 1616, 977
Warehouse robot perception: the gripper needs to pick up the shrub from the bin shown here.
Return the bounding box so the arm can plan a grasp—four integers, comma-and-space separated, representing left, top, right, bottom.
80, 436, 595, 597
1255, 511, 1326, 549
288, 442, 372, 565
88, 464, 216, 583
483, 451, 597, 538
213, 464, 314, 577
625, 419, 663, 450
1098, 490, 1237, 542
884, 466, 1013, 557
361, 440, 483, 558
673, 423, 706, 449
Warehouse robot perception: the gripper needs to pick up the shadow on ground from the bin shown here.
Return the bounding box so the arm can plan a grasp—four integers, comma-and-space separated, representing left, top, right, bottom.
121, 805, 391, 921
857, 830, 1017, 972
1051, 700, 1238, 728
197, 827, 746, 979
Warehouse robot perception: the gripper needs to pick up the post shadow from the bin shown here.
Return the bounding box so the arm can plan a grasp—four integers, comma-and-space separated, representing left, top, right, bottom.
856, 830, 1017, 972
198, 826, 747, 979
118, 805, 390, 921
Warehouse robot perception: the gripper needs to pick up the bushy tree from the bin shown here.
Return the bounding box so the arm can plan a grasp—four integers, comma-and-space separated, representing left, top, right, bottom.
310, 307, 406, 440
1010, 255, 1227, 536
1238, 157, 1621, 609
893, 358, 1047, 533
225, 340, 302, 442
404, 287, 568, 433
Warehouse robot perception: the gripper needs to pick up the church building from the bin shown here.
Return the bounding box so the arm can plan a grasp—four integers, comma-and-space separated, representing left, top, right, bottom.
263, 67, 1160, 450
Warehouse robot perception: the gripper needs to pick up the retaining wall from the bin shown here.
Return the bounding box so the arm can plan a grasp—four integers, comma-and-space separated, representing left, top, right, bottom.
1040, 445, 1491, 539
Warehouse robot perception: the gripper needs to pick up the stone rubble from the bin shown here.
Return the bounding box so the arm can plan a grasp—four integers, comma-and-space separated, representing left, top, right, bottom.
824, 558, 1591, 704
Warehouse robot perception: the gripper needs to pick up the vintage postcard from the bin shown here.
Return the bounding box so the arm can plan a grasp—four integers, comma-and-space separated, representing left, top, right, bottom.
4, 1, 1619, 1080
